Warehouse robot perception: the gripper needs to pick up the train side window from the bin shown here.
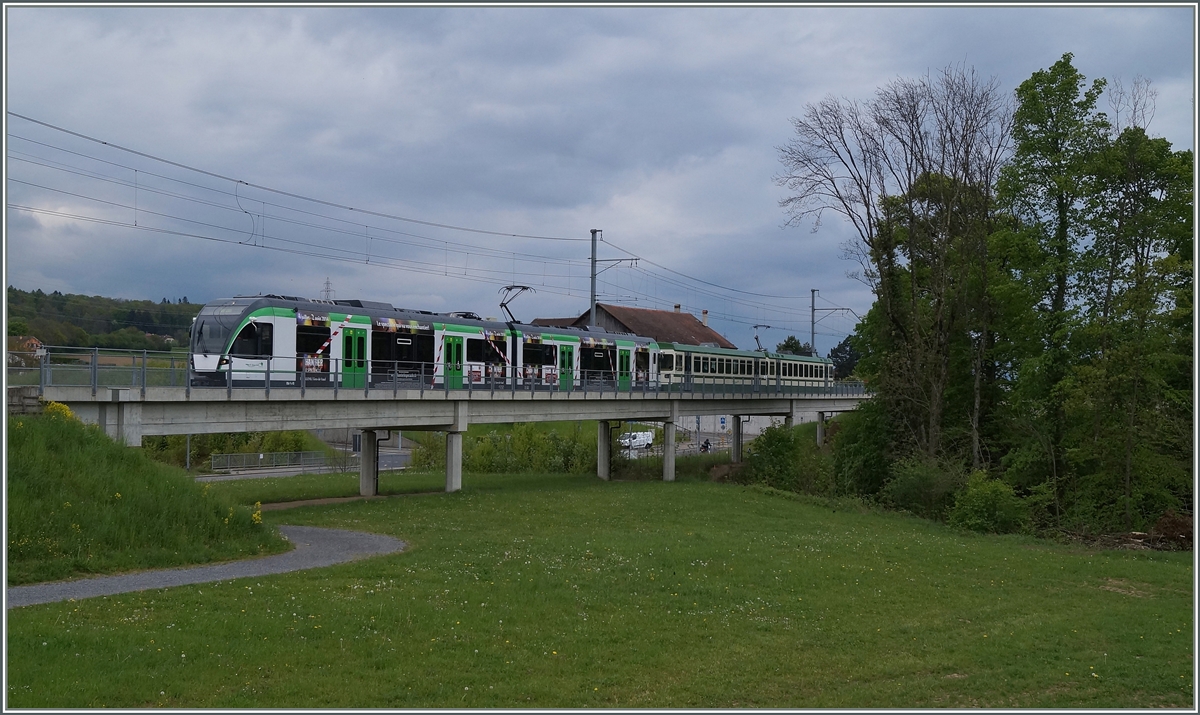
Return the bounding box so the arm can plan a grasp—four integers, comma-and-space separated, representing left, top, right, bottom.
466, 338, 484, 363
232, 322, 273, 357
635, 350, 649, 373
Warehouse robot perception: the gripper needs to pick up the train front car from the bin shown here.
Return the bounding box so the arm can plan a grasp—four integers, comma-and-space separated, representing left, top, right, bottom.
189, 298, 261, 386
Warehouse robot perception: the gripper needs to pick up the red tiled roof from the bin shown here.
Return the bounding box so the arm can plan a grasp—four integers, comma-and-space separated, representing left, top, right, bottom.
596, 304, 737, 348
529, 317, 579, 327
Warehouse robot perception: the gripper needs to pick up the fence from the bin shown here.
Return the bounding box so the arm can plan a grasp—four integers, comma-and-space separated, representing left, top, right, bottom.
210, 450, 359, 474
9, 346, 870, 399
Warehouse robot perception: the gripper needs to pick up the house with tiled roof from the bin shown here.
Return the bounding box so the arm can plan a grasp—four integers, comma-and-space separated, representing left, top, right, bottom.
531, 303, 737, 349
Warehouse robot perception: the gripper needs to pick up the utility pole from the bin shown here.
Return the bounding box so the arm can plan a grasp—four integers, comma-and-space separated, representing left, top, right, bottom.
590, 229, 600, 326
811, 288, 861, 357
811, 289, 817, 353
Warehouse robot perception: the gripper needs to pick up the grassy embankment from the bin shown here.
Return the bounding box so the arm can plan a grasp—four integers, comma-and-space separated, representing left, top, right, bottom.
6, 409, 290, 585
7, 455, 1193, 707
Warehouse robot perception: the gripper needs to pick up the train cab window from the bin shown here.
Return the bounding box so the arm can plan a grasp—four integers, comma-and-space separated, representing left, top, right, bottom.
658, 353, 674, 371
635, 350, 649, 374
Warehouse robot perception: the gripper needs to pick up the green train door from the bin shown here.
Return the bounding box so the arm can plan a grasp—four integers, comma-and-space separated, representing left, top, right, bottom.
341, 328, 367, 388
558, 345, 574, 391
618, 348, 632, 391
444, 335, 464, 389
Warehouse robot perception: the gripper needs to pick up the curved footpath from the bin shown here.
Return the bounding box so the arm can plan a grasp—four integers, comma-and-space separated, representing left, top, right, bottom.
6, 526, 407, 609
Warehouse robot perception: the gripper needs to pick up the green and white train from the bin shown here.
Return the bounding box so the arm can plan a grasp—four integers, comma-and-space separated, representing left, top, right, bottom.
189, 294, 835, 392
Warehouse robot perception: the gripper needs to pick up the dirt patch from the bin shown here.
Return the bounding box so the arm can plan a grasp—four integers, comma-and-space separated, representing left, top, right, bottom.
943, 673, 968, 679
260, 491, 440, 511
1098, 578, 1153, 598
709, 463, 747, 482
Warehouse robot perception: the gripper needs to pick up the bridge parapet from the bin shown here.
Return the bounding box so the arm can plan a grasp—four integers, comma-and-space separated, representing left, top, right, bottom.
17, 347, 871, 495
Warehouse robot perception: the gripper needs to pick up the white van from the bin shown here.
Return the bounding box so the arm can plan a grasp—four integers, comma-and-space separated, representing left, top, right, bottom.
618, 431, 654, 449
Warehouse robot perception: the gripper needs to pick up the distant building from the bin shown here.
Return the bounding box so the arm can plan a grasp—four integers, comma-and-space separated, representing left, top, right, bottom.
6, 336, 43, 367
531, 303, 737, 349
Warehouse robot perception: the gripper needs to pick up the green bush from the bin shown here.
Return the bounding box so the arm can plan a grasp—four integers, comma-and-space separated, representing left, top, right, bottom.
742, 422, 835, 496
880, 456, 965, 521
141, 430, 328, 472
948, 472, 1029, 534
409, 423, 595, 475
831, 399, 893, 497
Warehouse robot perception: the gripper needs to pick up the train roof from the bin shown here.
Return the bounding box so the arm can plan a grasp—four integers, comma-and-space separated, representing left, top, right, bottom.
215, 295, 654, 345
658, 341, 831, 362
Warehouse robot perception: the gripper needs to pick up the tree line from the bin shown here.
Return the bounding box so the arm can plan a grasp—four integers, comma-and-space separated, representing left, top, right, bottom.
774, 54, 1192, 536
7, 286, 200, 351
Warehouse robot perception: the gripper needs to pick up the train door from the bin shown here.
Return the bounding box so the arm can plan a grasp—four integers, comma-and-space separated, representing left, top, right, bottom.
559, 345, 574, 391
444, 335, 464, 389
617, 348, 632, 391
341, 327, 367, 388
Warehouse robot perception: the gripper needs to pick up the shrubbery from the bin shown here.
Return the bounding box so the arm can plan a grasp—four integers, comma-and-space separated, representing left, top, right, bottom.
948, 472, 1029, 534
879, 456, 965, 521
410, 423, 596, 474
141, 430, 324, 471
741, 422, 835, 496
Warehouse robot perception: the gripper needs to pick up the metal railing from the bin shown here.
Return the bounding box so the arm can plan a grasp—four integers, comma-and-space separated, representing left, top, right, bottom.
210, 450, 359, 473
9, 347, 870, 399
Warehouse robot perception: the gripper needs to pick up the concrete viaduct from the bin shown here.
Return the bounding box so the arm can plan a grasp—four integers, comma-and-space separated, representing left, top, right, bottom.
34, 385, 866, 495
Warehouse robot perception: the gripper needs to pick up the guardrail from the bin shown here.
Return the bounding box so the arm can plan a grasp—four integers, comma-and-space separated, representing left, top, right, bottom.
9, 347, 869, 399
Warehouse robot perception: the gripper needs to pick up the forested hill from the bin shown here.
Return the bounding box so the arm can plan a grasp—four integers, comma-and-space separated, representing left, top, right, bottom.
6, 286, 202, 350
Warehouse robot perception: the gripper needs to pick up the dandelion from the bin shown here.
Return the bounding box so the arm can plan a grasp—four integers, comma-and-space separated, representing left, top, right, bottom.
114, 493, 122, 499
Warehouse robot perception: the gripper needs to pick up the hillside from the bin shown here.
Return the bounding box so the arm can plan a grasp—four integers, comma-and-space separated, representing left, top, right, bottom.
7, 407, 289, 585
6, 285, 202, 350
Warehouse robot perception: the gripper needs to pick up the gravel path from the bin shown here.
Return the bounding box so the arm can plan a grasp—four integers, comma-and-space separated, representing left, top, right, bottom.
6, 526, 406, 609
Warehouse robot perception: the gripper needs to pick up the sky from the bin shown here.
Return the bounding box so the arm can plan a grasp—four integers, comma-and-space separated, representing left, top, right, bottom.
4, 4, 1195, 354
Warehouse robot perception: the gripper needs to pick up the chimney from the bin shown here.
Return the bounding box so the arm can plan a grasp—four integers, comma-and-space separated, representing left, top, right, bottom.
702, 309, 709, 326
674, 304, 681, 313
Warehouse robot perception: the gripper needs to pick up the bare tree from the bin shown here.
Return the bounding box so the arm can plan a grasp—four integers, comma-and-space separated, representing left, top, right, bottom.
775, 64, 1010, 458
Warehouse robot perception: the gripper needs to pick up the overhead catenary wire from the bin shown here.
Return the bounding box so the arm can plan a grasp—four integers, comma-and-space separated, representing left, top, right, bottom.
6, 113, 859, 334
9, 123, 808, 315
7, 112, 591, 243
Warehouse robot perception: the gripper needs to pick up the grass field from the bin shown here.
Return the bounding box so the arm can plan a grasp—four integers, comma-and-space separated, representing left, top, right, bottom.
6, 470, 1193, 708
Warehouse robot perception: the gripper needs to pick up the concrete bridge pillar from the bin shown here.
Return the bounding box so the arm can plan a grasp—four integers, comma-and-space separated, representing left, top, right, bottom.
359, 429, 381, 497
784, 400, 797, 429
816, 411, 826, 447
662, 400, 678, 482
597, 420, 611, 480
446, 401, 469, 493
446, 432, 463, 492
97, 389, 142, 446
732, 415, 743, 463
